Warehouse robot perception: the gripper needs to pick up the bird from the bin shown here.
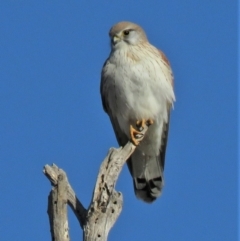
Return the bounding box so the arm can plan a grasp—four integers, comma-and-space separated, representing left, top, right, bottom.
100, 21, 175, 203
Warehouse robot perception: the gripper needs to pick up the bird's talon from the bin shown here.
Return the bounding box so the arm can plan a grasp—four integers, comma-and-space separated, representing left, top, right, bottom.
130, 119, 153, 146
130, 125, 142, 146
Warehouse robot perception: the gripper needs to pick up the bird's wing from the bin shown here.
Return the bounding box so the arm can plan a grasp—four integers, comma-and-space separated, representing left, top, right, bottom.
157, 49, 174, 168
158, 49, 174, 88
159, 105, 171, 169
100, 61, 128, 146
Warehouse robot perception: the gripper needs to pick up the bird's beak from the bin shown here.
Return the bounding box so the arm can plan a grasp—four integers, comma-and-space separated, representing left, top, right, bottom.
112, 35, 121, 45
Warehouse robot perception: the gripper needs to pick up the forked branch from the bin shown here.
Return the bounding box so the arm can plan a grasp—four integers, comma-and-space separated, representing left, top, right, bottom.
43, 123, 149, 241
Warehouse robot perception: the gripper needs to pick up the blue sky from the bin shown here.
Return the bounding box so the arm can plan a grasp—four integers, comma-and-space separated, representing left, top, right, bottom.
0, 1, 238, 241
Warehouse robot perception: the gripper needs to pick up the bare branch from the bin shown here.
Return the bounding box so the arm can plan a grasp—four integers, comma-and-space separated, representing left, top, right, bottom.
43, 123, 149, 241
45, 167, 70, 241
44, 165, 87, 230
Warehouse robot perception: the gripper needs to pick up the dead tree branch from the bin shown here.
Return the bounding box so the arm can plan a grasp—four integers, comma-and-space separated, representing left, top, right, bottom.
43, 123, 149, 241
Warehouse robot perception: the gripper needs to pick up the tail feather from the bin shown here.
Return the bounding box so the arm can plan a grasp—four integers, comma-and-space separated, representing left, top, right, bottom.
127, 150, 164, 203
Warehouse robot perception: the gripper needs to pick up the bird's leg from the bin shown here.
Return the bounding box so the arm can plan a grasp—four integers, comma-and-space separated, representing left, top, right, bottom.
130, 119, 154, 146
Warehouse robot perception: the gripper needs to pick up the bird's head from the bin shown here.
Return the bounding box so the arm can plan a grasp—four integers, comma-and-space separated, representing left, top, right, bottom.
109, 21, 148, 49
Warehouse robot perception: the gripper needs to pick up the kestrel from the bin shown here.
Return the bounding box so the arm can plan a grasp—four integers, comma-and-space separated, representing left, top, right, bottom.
100, 21, 175, 203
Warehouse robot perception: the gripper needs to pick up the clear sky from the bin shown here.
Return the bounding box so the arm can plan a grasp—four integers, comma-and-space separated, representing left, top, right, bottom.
0, 1, 238, 241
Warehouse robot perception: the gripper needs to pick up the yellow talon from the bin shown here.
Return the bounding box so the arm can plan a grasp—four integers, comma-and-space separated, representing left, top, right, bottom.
130, 125, 142, 146
130, 119, 154, 146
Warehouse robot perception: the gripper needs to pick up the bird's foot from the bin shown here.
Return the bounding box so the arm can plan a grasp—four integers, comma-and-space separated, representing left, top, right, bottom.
130, 125, 143, 146
136, 119, 154, 130
130, 119, 154, 146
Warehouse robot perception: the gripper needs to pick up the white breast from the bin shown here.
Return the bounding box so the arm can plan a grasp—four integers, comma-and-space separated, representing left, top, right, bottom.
102, 45, 175, 139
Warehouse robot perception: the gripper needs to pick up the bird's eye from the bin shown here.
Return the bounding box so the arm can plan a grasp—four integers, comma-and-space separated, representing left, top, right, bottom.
123, 30, 130, 36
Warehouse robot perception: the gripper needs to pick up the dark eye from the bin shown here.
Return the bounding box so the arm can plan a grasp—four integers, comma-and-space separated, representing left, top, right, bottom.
123, 30, 130, 36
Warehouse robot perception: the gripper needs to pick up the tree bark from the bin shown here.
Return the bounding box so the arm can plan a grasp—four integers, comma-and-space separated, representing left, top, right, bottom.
43, 123, 149, 241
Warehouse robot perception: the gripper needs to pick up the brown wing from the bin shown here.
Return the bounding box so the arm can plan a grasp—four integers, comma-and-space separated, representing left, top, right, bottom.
158, 49, 174, 88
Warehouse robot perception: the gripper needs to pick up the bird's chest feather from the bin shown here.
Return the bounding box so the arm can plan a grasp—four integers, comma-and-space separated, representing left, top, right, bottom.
104, 52, 165, 121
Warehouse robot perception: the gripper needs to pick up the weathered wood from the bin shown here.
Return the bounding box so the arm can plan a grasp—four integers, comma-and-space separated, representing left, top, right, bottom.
43, 123, 149, 241
46, 166, 70, 241
44, 164, 87, 232
83, 140, 140, 241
